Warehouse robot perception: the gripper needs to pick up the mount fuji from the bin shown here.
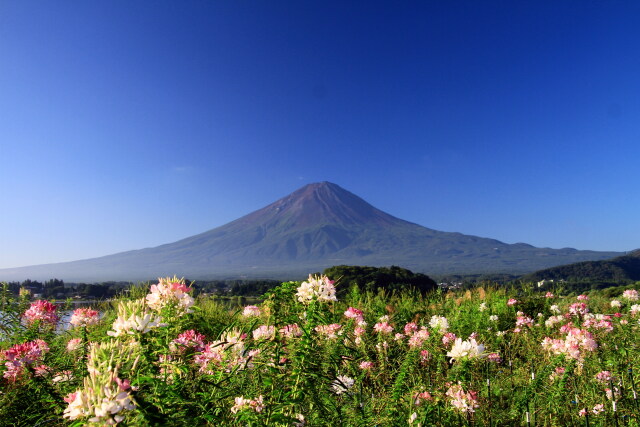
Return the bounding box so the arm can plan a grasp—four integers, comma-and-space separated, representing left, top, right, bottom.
0, 182, 622, 281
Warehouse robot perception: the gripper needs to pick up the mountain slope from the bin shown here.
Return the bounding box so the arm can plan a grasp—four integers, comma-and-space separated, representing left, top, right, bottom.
523, 249, 640, 282
0, 182, 623, 281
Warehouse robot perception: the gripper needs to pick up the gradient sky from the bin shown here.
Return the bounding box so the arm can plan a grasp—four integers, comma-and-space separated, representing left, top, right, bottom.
1, 1, 639, 269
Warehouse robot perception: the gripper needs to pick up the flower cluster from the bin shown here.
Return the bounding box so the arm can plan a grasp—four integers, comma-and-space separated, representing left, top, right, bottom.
344, 307, 365, 323
315, 323, 343, 339
622, 289, 639, 301
252, 325, 276, 341
70, 308, 100, 328
63, 369, 135, 424
541, 327, 598, 360
107, 299, 165, 337
295, 274, 337, 304
171, 329, 206, 353
279, 323, 303, 339
429, 315, 449, 332
406, 325, 430, 348
568, 302, 589, 317
23, 300, 58, 327
446, 383, 479, 413
195, 330, 251, 373
146, 276, 194, 316
242, 305, 261, 317
230, 395, 264, 414
2, 339, 49, 381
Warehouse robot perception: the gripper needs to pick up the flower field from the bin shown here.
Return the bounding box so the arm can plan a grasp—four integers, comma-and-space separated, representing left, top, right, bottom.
1, 276, 640, 426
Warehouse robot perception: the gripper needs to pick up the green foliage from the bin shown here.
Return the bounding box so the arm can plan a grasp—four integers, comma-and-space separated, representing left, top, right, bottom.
323, 264, 437, 295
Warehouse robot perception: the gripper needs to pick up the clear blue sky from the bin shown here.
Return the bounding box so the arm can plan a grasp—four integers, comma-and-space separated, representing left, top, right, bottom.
1, 1, 639, 268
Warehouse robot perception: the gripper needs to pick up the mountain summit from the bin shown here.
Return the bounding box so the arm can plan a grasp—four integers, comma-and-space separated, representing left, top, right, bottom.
0, 182, 622, 281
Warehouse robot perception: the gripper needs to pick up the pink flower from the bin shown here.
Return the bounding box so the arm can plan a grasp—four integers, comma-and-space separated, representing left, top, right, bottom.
23, 300, 58, 327
66, 338, 82, 352
359, 361, 374, 370
446, 383, 479, 413
487, 353, 502, 363
69, 308, 100, 328
414, 391, 433, 405
173, 329, 206, 352
568, 303, 589, 317
231, 395, 264, 414
408, 328, 430, 348
577, 294, 589, 301
420, 350, 431, 364
279, 323, 303, 339
373, 322, 394, 335
507, 299, 518, 306
545, 292, 555, 298
242, 305, 261, 317
146, 276, 194, 315
2, 339, 50, 381
578, 408, 588, 417
344, 307, 364, 322
516, 316, 534, 328
595, 371, 612, 383
315, 324, 343, 339
404, 322, 419, 335
592, 403, 604, 415
442, 332, 457, 346
622, 289, 639, 301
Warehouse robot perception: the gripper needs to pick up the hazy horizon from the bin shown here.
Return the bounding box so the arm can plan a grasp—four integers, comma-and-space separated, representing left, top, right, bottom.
2, 2, 639, 269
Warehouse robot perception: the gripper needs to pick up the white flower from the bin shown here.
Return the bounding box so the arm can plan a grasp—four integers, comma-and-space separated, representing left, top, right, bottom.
429, 315, 449, 332
622, 289, 639, 301
242, 305, 261, 317
479, 303, 487, 312
610, 300, 622, 308
106, 300, 165, 337
447, 338, 485, 362
489, 315, 499, 322
252, 325, 275, 341
296, 274, 337, 304
332, 375, 355, 395
550, 304, 561, 314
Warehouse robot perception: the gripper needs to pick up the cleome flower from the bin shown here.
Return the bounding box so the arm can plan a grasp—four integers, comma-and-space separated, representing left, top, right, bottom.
446, 337, 485, 362
63, 368, 135, 425
69, 308, 100, 328
332, 375, 355, 395
107, 299, 166, 337
295, 274, 337, 304
195, 329, 251, 374
622, 289, 639, 301
146, 276, 194, 316
541, 327, 597, 361
279, 323, 303, 339
446, 383, 479, 413
230, 395, 264, 414
23, 300, 58, 327
242, 305, 261, 317
2, 339, 49, 381
171, 329, 206, 353
429, 315, 449, 332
